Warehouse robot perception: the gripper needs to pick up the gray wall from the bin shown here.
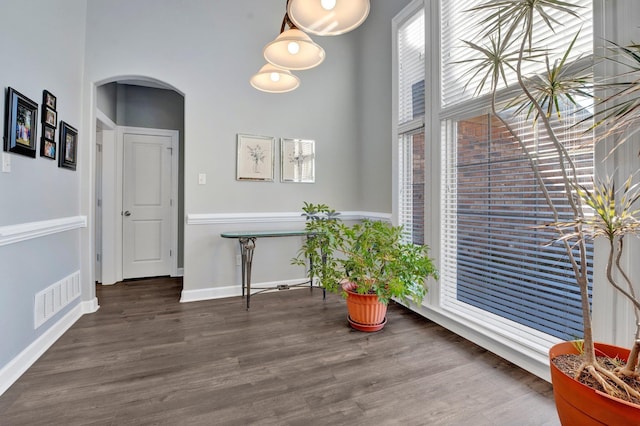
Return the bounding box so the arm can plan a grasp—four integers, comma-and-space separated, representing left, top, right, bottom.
0, 0, 87, 368
82, 0, 368, 294
96, 82, 117, 123
356, 0, 413, 213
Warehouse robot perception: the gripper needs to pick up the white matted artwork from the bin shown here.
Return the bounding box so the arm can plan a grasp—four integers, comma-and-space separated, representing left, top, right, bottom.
236, 134, 275, 181
280, 138, 315, 183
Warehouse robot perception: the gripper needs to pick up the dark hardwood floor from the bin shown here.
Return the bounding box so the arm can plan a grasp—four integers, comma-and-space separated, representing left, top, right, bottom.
0, 277, 560, 425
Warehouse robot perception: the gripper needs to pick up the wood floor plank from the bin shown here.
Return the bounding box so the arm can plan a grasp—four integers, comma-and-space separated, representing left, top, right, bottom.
0, 277, 560, 425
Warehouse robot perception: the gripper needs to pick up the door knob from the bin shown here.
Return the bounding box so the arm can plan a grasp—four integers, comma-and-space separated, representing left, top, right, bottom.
124, 211, 131, 216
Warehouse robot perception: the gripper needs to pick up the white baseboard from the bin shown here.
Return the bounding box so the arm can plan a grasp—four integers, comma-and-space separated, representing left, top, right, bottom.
180, 285, 238, 302
175, 268, 184, 277
180, 278, 315, 303
82, 297, 100, 314
0, 300, 88, 396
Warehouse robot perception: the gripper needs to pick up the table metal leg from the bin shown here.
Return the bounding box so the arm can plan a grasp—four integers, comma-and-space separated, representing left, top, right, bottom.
309, 246, 314, 293
239, 240, 245, 298
306, 235, 326, 300
238, 237, 256, 310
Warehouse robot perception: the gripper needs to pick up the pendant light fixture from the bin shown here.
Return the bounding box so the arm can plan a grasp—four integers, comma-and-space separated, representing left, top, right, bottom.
263, 15, 325, 71
250, 1, 371, 93
250, 63, 300, 93
287, 0, 370, 36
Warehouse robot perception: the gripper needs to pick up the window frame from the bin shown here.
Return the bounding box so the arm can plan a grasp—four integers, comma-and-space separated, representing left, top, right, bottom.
392, 0, 428, 233
392, 0, 615, 381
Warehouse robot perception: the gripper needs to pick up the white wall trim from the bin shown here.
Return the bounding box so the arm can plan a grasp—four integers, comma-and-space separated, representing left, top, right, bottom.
180, 278, 315, 303
186, 211, 391, 225
0, 216, 87, 247
82, 297, 100, 314
34, 272, 82, 329
96, 108, 117, 129
180, 285, 238, 303
350, 211, 392, 222
0, 297, 97, 396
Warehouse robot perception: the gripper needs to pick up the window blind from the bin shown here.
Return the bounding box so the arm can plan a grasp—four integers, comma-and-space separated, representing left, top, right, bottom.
398, 8, 426, 244
399, 130, 426, 245
441, 0, 593, 109
441, 111, 594, 342
399, 9, 425, 126
439, 0, 594, 345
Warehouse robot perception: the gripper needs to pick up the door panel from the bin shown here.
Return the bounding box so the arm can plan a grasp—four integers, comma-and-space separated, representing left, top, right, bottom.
133, 220, 162, 260
123, 132, 172, 278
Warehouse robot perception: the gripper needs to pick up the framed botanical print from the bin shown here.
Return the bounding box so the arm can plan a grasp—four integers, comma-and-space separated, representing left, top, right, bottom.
236, 134, 274, 181
280, 138, 315, 183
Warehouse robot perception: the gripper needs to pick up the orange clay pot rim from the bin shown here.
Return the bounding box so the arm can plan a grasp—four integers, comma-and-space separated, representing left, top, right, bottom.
341, 280, 378, 295
550, 341, 640, 409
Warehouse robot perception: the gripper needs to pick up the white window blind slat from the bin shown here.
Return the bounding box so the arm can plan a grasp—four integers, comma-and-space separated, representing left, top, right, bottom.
398, 7, 426, 245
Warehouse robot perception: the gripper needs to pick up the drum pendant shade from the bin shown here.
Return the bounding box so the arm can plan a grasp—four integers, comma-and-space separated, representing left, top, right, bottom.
287, 0, 370, 36
263, 29, 325, 70
250, 64, 300, 93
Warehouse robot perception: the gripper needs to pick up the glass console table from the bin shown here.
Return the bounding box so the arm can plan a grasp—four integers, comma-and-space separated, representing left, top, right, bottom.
220, 230, 324, 309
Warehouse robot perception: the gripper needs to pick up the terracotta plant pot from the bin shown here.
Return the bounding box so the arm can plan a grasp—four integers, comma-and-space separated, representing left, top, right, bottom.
341, 281, 387, 332
549, 341, 640, 425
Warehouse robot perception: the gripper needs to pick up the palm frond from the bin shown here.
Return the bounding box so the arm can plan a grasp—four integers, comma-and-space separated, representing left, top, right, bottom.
468, 0, 583, 50
590, 41, 640, 152
553, 176, 640, 241
458, 26, 542, 96
507, 32, 593, 122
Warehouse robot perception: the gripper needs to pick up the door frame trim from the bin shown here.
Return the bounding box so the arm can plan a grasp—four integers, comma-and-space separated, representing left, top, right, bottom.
96, 110, 117, 284
115, 126, 179, 280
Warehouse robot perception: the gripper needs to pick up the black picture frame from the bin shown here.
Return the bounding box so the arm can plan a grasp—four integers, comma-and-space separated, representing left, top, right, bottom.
43, 90, 56, 110
4, 87, 38, 158
40, 138, 56, 160
43, 106, 57, 128
58, 121, 77, 170
43, 124, 55, 141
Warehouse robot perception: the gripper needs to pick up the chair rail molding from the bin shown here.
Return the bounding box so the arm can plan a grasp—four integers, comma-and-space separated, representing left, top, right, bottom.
186, 211, 391, 225
0, 216, 87, 246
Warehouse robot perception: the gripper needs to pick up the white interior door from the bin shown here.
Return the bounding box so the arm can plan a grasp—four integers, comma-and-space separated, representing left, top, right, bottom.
123, 132, 172, 279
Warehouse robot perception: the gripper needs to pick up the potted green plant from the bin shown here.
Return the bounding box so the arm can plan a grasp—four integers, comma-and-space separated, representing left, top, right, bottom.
292, 202, 438, 331
461, 0, 640, 422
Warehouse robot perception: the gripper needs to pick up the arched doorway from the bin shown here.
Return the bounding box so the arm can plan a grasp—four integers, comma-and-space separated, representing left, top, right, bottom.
94, 77, 185, 285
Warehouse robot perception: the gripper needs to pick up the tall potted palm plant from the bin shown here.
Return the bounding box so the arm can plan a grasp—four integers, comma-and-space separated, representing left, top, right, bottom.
460, 0, 640, 422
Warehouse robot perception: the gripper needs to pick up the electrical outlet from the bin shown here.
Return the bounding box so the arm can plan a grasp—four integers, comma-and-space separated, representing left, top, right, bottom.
198, 173, 206, 185
236, 254, 242, 266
